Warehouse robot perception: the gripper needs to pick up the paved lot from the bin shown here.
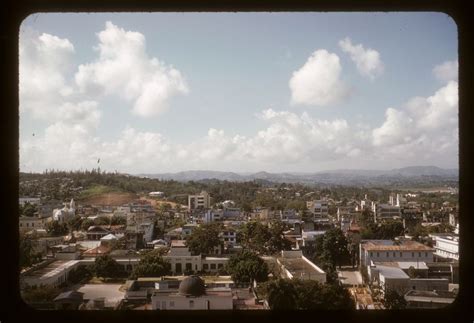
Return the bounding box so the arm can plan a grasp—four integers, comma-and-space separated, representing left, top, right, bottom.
76, 284, 124, 306
337, 270, 363, 287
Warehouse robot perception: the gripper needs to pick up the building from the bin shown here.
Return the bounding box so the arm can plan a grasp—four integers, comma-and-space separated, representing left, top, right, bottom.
431, 234, 459, 261
19, 197, 41, 206
374, 204, 401, 222
359, 240, 434, 268
52, 199, 76, 224
149, 191, 165, 198
151, 276, 233, 310
307, 200, 329, 218
19, 215, 51, 233
276, 250, 326, 283
188, 191, 211, 210
404, 289, 457, 309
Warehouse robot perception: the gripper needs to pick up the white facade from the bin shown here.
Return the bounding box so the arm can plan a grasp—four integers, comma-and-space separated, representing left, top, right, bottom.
432, 235, 459, 261
307, 200, 328, 218
360, 240, 434, 267
151, 290, 233, 310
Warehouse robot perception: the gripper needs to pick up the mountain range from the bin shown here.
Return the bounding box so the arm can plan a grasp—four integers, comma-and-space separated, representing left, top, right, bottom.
137, 166, 458, 187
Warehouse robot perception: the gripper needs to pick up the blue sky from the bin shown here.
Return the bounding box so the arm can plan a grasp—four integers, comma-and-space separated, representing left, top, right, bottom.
19, 12, 458, 174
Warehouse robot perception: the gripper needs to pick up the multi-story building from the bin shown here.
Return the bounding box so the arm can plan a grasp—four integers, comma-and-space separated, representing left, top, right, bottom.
307, 200, 329, 218
374, 204, 401, 222
359, 240, 434, 268
188, 191, 211, 210
431, 234, 459, 261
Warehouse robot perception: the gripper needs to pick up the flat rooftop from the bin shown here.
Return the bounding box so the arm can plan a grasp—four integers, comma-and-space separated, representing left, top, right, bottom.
362, 240, 434, 251
23, 260, 79, 279
279, 257, 323, 278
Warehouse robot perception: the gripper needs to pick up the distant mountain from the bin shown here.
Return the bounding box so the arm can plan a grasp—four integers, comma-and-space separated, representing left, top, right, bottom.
138, 166, 458, 187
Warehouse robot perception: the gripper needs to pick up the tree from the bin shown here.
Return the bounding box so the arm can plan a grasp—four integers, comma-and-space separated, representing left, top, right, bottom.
383, 289, 407, 309
21, 202, 38, 217
19, 236, 42, 269
185, 223, 221, 255
94, 255, 123, 279
110, 216, 126, 226
237, 222, 271, 254
262, 279, 355, 310
81, 218, 95, 231
320, 228, 350, 269
264, 279, 298, 310
46, 221, 69, 237
21, 285, 61, 304
129, 250, 171, 279
68, 265, 92, 284
226, 250, 269, 285
67, 216, 83, 232
267, 221, 292, 254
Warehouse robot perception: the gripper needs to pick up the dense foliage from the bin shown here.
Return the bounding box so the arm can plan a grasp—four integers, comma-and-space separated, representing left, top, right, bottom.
68, 265, 93, 284
237, 221, 291, 255
261, 279, 355, 310
129, 250, 171, 279
226, 250, 269, 284
94, 255, 124, 278
19, 236, 42, 269
185, 223, 222, 256
383, 289, 407, 309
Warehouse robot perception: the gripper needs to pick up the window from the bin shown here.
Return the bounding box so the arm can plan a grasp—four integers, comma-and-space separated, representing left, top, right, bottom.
170, 301, 174, 307
370, 252, 373, 257
376, 252, 379, 257
210, 264, 216, 270
418, 252, 421, 257
32, 223, 34, 227
386, 252, 389, 257
400, 252, 402, 257
425, 252, 428, 257
218, 263, 223, 269
189, 300, 194, 309
393, 252, 396, 257
203, 264, 209, 270
26, 223, 29, 227
412, 252, 415, 257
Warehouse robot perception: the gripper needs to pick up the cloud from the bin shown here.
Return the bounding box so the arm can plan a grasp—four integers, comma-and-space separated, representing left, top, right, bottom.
19, 28, 76, 119
289, 49, 350, 106
372, 81, 458, 164
432, 60, 458, 82
75, 21, 188, 117
339, 37, 384, 80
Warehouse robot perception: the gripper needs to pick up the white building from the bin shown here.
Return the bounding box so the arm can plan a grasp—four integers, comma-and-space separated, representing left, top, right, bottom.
360, 240, 434, 268
52, 199, 76, 224
431, 234, 459, 261
149, 191, 165, 197
151, 276, 233, 310
277, 250, 326, 283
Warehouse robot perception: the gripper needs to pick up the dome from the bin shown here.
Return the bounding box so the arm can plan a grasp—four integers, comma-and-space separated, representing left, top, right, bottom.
178, 275, 206, 297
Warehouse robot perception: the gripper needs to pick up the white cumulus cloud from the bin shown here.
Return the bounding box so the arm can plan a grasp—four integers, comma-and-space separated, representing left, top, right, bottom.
75, 21, 189, 117
289, 49, 350, 106
339, 37, 384, 80
432, 60, 458, 82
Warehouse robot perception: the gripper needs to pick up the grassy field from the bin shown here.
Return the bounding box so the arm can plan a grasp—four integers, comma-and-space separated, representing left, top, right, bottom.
78, 185, 138, 206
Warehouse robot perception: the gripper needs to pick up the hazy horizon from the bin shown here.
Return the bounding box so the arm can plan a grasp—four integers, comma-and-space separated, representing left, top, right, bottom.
19, 12, 458, 174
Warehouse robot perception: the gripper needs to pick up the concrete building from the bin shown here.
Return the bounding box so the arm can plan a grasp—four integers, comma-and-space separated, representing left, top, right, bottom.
151, 276, 233, 310
359, 240, 434, 268
19, 197, 41, 206
19, 215, 51, 233
276, 250, 326, 283
404, 290, 457, 309
307, 200, 329, 218
52, 199, 76, 224
188, 191, 211, 210
431, 234, 459, 261
374, 204, 401, 222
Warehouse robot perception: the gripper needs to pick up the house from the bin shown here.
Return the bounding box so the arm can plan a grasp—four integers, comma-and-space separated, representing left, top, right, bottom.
19, 215, 50, 233
86, 226, 111, 240
307, 200, 329, 218
374, 204, 401, 222
404, 289, 457, 309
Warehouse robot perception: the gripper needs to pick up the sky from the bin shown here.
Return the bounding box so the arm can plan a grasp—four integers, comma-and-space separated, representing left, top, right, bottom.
19, 12, 458, 174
